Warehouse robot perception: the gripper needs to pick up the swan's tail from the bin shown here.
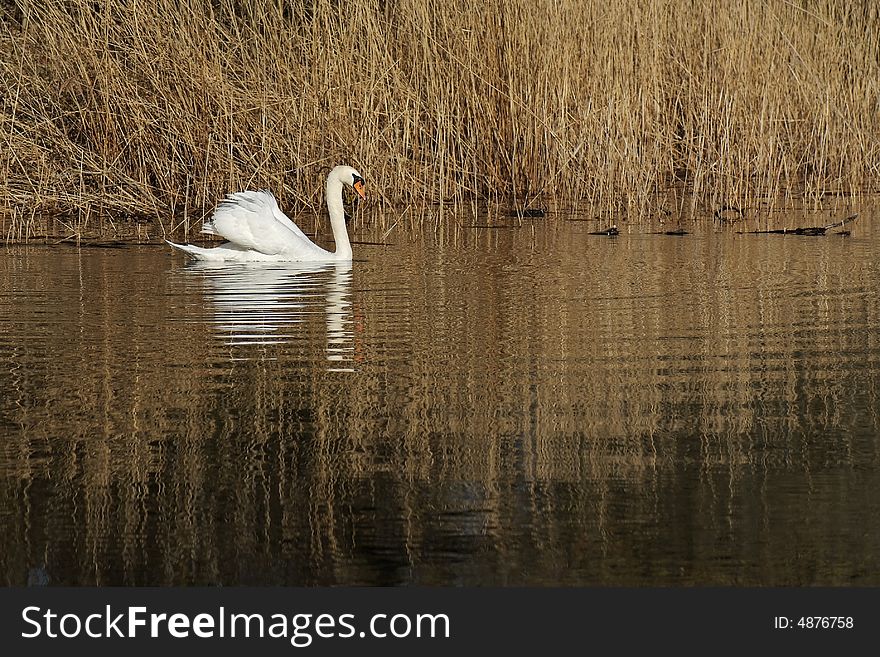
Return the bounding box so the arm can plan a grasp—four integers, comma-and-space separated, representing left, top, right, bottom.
166, 240, 227, 261
166, 240, 277, 262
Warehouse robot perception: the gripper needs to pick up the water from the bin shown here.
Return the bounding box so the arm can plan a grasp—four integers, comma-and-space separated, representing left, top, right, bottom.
1, 214, 879, 586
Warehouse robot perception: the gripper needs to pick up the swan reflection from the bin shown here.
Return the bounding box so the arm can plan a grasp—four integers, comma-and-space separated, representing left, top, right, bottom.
185, 261, 354, 370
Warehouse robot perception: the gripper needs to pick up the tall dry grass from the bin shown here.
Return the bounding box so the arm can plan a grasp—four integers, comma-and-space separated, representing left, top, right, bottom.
1, 0, 879, 236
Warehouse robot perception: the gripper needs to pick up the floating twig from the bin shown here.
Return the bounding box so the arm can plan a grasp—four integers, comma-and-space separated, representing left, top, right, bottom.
738, 213, 858, 236
650, 228, 689, 235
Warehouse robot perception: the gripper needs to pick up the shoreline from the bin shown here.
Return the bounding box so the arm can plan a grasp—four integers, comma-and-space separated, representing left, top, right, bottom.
2, 197, 872, 245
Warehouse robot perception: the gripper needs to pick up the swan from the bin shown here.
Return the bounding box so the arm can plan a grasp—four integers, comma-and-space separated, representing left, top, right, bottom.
166, 165, 365, 262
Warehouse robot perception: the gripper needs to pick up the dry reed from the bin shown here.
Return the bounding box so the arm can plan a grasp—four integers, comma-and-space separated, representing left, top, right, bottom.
1, 0, 879, 236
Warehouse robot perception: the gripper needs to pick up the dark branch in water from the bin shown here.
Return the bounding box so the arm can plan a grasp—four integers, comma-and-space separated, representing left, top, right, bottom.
650, 228, 689, 235
738, 214, 858, 236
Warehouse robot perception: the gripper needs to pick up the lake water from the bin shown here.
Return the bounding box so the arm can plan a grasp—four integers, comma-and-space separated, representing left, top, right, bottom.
2, 211, 879, 585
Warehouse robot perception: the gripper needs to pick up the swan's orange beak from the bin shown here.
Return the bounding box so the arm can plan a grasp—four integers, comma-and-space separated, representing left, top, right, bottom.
353, 179, 366, 200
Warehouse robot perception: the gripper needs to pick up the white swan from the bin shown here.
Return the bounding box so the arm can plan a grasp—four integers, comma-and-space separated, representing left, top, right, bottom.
166, 165, 365, 262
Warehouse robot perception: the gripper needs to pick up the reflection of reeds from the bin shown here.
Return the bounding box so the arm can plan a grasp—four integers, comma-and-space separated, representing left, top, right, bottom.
1, 0, 878, 235
1, 232, 879, 584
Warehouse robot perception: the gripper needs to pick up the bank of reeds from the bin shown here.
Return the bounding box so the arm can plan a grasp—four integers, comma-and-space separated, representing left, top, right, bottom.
1, 0, 879, 236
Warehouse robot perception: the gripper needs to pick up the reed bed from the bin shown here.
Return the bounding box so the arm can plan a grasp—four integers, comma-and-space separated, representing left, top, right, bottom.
1, 0, 879, 236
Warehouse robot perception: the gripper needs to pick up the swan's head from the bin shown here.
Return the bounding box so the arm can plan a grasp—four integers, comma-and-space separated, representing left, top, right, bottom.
331, 165, 366, 200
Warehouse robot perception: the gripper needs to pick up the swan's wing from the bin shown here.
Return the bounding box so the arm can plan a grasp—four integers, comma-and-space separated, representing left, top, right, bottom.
203, 190, 325, 257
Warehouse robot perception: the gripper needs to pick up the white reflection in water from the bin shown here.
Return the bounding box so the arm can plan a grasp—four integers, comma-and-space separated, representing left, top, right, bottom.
185, 261, 353, 370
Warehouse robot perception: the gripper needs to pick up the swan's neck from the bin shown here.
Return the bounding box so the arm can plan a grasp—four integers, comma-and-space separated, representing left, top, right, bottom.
326, 176, 352, 260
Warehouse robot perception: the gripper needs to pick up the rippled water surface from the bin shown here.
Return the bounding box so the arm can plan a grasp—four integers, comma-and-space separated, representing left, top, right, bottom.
2, 214, 879, 585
